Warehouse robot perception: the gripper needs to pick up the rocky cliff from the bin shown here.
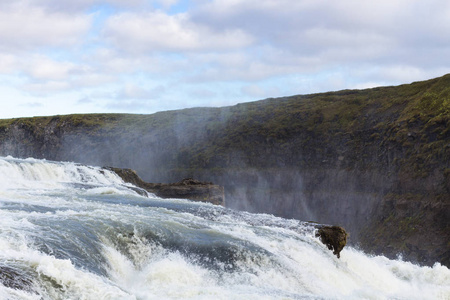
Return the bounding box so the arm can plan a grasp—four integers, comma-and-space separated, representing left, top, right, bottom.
0, 74, 449, 267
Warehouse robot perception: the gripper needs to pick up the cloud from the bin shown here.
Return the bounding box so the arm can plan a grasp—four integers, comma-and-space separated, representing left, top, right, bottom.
88, 48, 188, 75
241, 84, 280, 98
114, 84, 166, 100
22, 81, 71, 95
77, 96, 93, 104
0, 53, 115, 97
191, 0, 450, 67
180, 48, 320, 84
189, 88, 217, 99
1, 0, 450, 119
20, 102, 44, 108
2, 0, 153, 13
25, 56, 78, 81
103, 11, 254, 54
0, 54, 18, 73
94, 0, 450, 90
0, 3, 92, 51
104, 99, 161, 112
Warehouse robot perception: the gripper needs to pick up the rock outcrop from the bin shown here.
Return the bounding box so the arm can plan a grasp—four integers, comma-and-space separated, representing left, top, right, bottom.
106, 167, 225, 206
315, 225, 348, 258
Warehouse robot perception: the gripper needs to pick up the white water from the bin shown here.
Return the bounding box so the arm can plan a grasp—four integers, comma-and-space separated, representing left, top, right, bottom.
0, 156, 449, 299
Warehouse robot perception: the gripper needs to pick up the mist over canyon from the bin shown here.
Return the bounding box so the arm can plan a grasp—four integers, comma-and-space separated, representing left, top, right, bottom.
1, 74, 449, 267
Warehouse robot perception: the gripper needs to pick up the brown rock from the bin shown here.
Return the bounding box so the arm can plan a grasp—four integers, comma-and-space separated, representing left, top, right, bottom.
316, 225, 348, 258
106, 167, 225, 206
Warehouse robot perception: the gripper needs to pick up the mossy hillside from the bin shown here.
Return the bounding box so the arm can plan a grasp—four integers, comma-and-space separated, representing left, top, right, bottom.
0, 74, 448, 182
171, 74, 450, 177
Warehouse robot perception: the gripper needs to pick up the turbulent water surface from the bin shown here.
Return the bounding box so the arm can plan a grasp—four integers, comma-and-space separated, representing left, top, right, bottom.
0, 156, 448, 300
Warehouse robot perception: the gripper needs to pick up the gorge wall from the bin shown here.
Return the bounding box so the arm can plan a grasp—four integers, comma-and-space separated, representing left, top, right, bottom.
0, 74, 449, 267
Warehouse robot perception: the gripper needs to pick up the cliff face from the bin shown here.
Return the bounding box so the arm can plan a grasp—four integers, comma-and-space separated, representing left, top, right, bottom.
0, 75, 449, 267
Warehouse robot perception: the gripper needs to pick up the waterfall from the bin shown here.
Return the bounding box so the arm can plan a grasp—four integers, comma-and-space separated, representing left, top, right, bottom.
0, 156, 448, 299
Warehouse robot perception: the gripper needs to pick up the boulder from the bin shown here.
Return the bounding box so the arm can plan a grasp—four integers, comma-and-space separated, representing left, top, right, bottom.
315, 225, 348, 258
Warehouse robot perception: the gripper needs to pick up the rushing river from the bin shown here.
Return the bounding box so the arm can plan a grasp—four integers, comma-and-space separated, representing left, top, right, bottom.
0, 156, 448, 300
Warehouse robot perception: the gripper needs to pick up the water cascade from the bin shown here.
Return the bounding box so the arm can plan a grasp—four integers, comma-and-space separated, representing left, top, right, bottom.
0, 157, 448, 299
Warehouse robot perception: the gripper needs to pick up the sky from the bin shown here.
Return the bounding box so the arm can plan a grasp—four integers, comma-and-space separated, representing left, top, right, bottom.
1, 0, 449, 119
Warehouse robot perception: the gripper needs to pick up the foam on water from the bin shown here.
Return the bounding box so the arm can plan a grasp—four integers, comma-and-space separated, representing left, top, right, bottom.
0, 156, 128, 193
0, 157, 449, 299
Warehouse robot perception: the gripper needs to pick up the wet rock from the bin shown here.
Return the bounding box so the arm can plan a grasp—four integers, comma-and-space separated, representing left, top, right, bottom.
315, 225, 348, 258
106, 167, 225, 206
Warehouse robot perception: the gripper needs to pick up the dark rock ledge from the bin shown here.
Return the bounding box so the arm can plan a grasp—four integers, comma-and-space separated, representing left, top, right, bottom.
106, 167, 225, 206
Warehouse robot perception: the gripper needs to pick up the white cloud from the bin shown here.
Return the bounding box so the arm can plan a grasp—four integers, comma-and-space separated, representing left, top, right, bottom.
72, 71, 117, 88
0, 0, 149, 13
189, 88, 217, 99
1, 0, 450, 119
115, 84, 166, 100
26, 56, 77, 81
180, 48, 318, 84
103, 11, 254, 53
77, 96, 93, 104
88, 48, 182, 75
0, 4, 92, 51
21, 102, 44, 108
0, 53, 115, 96
0, 54, 18, 73
241, 84, 280, 98
104, 99, 160, 112
192, 0, 450, 65
22, 81, 71, 95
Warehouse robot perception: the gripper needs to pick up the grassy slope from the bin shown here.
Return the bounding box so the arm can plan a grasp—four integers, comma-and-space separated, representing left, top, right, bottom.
1, 74, 448, 174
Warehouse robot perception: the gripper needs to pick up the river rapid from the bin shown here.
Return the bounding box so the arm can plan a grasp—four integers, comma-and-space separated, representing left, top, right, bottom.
0, 156, 448, 300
